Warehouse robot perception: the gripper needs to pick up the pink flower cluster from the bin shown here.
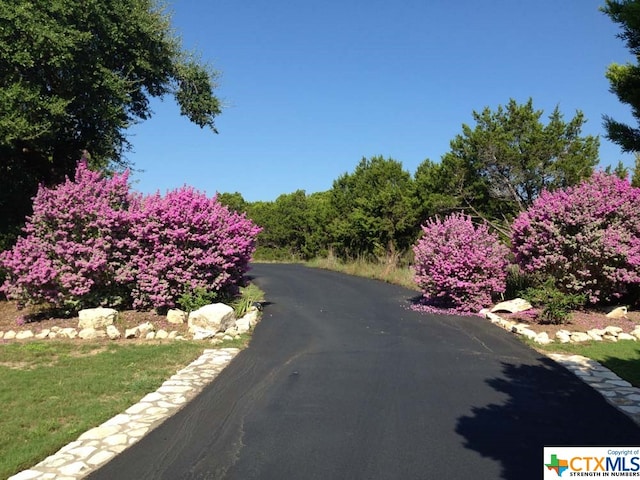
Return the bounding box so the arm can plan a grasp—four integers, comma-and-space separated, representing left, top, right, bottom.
511, 173, 640, 304
129, 187, 262, 310
412, 213, 509, 313
0, 161, 261, 311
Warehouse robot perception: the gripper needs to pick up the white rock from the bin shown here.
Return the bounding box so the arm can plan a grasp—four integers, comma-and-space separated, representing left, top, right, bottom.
4, 330, 16, 340
78, 307, 117, 329
605, 326, 624, 336
137, 322, 155, 336
498, 319, 516, 330
78, 327, 98, 340
534, 332, 553, 345
103, 434, 128, 447
78, 425, 120, 441
224, 325, 239, 336
87, 450, 116, 466
35, 329, 50, 339
188, 303, 236, 334
106, 325, 121, 340
192, 328, 216, 340
156, 329, 169, 339
587, 330, 603, 341
16, 330, 34, 340
59, 328, 78, 339
145, 332, 156, 340
511, 323, 530, 334
167, 309, 187, 324
520, 328, 538, 340
606, 306, 628, 319
617, 333, 636, 341
168, 331, 178, 339
222, 335, 233, 341
59, 461, 89, 476
603, 334, 618, 342
124, 327, 138, 339
556, 331, 571, 343
8, 470, 42, 479
491, 298, 533, 313
0, 331, 4, 339
235, 315, 251, 333
631, 328, 640, 340
244, 310, 260, 327
570, 332, 591, 343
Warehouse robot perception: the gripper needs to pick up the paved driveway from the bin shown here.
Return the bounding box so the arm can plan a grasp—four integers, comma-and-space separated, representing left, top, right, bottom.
88, 264, 640, 479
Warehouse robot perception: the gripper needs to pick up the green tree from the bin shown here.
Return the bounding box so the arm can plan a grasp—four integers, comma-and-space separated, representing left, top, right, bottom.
602, 0, 640, 152
330, 156, 418, 259
302, 191, 334, 258
0, 0, 221, 248
632, 153, 640, 187
604, 160, 630, 179
440, 98, 599, 222
246, 191, 333, 260
413, 159, 463, 224
270, 190, 311, 258
217, 192, 248, 214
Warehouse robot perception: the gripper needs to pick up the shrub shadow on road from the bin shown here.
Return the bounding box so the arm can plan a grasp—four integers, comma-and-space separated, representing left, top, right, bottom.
455, 359, 640, 480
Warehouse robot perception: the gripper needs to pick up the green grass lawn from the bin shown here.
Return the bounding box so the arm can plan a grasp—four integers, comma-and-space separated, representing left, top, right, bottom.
536, 340, 640, 387
0, 339, 245, 479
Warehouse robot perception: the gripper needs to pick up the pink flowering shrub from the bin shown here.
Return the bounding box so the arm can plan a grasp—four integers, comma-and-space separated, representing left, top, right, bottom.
0, 161, 135, 310
511, 173, 640, 304
129, 187, 262, 310
0, 162, 261, 312
413, 213, 509, 313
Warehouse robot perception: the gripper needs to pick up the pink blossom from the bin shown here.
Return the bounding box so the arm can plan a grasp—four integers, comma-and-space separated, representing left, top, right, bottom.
511, 173, 640, 304
413, 213, 509, 313
0, 161, 261, 312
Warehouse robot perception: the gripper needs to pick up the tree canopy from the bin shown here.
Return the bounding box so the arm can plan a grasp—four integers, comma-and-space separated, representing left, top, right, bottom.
602, 0, 640, 152
330, 156, 418, 259
0, 0, 221, 247
436, 98, 599, 222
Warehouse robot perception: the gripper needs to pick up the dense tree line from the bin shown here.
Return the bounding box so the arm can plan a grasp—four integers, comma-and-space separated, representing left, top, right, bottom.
218, 98, 616, 262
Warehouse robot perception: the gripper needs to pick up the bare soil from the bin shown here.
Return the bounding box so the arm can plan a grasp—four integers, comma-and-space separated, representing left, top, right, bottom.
0, 300, 191, 339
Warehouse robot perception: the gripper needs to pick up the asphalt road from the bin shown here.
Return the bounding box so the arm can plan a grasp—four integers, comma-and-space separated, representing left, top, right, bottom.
88, 263, 640, 480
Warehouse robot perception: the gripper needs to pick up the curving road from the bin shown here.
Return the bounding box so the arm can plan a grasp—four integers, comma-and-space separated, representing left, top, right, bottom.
87, 263, 640, 480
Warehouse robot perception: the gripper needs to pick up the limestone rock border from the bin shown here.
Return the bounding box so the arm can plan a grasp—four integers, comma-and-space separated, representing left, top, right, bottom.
0, 305, 262, 344
481, 309, 640, 345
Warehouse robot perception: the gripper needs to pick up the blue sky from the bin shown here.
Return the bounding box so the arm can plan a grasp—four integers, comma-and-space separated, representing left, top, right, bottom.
126, 0, 636, 202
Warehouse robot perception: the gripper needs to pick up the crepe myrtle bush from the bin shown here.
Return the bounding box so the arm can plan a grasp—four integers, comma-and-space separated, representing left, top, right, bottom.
511, 172, 640, 305
413, 213, 509, 313
129, 186, 262, 311
0, 162, 262, 312
0, 161, 136, 311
